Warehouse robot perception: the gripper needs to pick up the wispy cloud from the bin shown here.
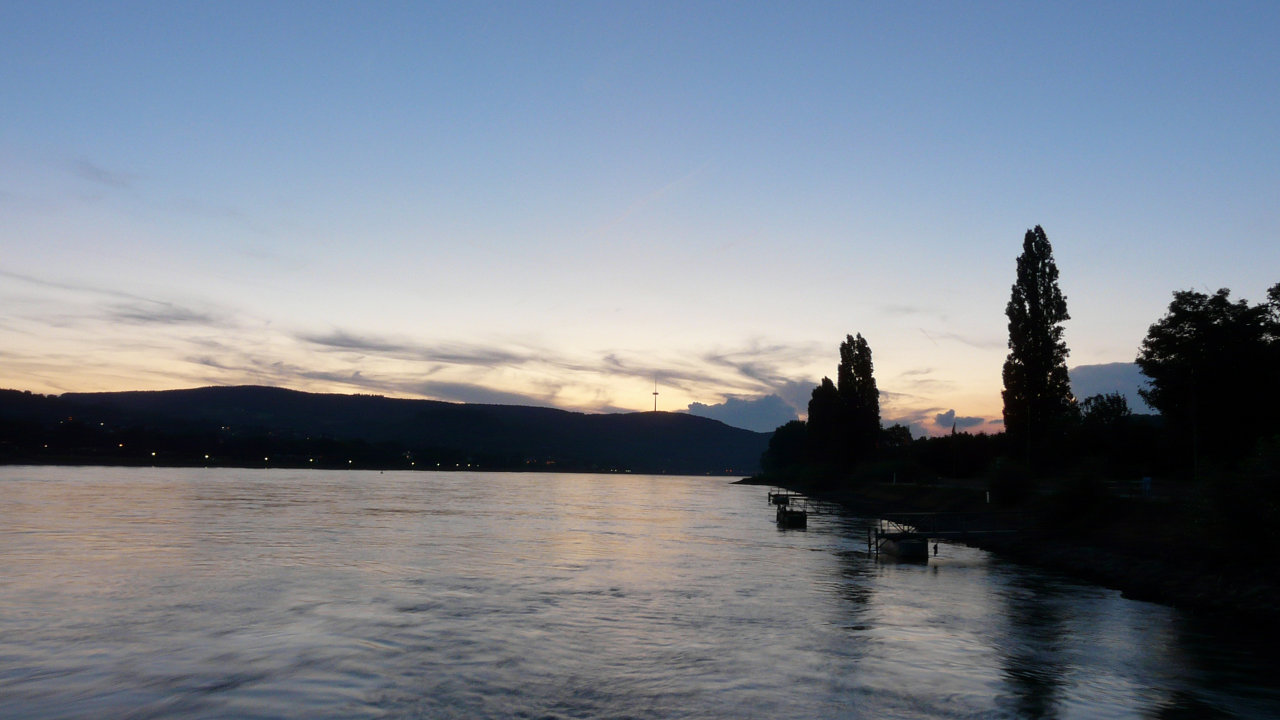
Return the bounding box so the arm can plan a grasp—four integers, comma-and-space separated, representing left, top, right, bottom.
296, 330, 824, 411
701, 340, 821, 386
895, 376, 957, 394
2, 269, 150, 303
878, 389, 918, 402
298, 330, 414, 354
267, 364, 554, 407
72, 158, 134, 189
298, 330, 538, 367
919, 328, 1004, 350
594, 340, 821, 415
882, 304, 926, 316
416, 381, 549, 406
2, 270, 233, 331
897, 367, 934, 377
107, 302, 224, 326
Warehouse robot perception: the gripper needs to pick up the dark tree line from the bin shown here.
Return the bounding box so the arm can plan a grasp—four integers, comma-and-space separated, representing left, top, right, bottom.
761, 222, 1279, 500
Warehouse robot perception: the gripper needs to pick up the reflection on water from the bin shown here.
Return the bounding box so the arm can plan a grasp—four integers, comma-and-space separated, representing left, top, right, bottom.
0, 467, 1276, 719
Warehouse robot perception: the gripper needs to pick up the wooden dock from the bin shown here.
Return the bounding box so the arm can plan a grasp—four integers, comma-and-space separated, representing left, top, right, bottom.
766, 489, 845, 529
762, 490, 1030, 555
871, 511, 1029, 559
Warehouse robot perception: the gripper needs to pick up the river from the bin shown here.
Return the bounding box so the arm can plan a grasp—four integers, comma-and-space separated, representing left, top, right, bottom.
1, 467, 1276, 718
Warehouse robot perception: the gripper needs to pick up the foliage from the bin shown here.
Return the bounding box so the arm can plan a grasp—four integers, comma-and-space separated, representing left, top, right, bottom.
906, 430, 1005, 479
1002, 226, 1076, 461
760, 333, 885, 481
805, 377, 842, 471
837, 333, 880, 462
880, 424, 913, 450
1080, 392, 1131, 425
1136, 285, 1279, 462
761, 420, 807, 474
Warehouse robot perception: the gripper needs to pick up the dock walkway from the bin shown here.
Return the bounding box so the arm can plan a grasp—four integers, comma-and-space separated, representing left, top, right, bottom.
872, 511, 1030, 559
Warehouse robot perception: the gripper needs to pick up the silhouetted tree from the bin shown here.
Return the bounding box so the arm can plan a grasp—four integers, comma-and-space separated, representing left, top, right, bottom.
837, 333, 881, 464
1080, 392, 1131, 426
762, 420, 807, 474
1137, 286, 1277, 463
806, 377, 842, 469
880, 423, 913, 450
1002, 225, 1076, 463
1267, 284, 1280, 425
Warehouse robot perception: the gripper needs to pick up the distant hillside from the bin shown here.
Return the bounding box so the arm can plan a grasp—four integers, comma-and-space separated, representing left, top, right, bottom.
0, 386, 768, 475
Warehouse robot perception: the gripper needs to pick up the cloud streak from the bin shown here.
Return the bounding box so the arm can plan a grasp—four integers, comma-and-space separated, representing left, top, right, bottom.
72, 158, 134, 189
298, 330, 538, 367
1, 272, 828, 418
2, 269, 153, 304
918, 328, 1004, 350
294, 328, 825, 415
107, 302, 223, 326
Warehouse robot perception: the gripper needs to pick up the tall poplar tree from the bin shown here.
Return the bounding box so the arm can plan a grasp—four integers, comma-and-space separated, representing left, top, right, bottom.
804, 334, 883, 472
1002, 226, 1075, 456
835, 333, 881, 464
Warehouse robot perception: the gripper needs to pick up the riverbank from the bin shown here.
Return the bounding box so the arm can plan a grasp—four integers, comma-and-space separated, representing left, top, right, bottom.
741, 475, 1280, 635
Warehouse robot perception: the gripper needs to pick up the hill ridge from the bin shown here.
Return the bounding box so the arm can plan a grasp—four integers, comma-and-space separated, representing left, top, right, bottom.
2, 385, 768, 474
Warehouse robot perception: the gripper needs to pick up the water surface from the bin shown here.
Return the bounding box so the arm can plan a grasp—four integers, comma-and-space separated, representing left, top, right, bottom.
1, 467, 1276, 718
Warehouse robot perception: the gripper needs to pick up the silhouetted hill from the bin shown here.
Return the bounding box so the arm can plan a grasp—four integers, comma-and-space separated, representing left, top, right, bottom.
0, 386, 768, 474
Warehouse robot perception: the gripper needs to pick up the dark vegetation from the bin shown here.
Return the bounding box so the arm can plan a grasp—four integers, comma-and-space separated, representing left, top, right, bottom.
755, 225, 1280, 623
0, 386, 768, 476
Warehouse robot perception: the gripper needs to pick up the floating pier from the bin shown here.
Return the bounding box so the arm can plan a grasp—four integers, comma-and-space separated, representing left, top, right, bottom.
765, 489, 845, 530
776, 504, 807, 528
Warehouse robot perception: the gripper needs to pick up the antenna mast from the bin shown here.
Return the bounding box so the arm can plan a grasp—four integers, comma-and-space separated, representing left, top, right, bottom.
653, 379, 659, 412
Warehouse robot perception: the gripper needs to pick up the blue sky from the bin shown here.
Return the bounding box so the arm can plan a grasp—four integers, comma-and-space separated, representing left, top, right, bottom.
3, 2, 1278, 435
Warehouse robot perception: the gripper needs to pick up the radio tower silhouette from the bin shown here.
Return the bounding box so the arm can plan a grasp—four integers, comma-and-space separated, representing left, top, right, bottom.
652, 379, 659, 412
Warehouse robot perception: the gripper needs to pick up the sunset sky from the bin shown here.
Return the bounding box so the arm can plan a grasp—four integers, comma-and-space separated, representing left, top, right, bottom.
3, 2, 1278, 435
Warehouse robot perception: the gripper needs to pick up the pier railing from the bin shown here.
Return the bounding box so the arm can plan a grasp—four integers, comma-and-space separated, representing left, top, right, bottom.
878, 511, 1029, 538
871, 511, 1030, 558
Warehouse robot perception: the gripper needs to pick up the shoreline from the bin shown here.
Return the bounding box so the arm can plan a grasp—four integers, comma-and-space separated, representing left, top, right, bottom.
0, 459, 745, 477
740, 476, 1280, 635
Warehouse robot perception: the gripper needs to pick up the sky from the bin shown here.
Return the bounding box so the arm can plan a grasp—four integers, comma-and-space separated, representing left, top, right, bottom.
2, 2, 1278, 436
